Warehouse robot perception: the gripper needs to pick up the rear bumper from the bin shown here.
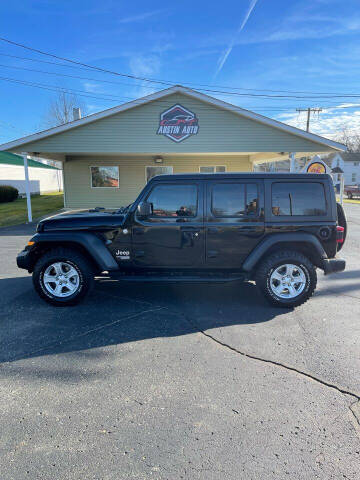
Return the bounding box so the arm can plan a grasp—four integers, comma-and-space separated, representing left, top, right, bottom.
322, 258, 346, 275
17, 250, 32, 271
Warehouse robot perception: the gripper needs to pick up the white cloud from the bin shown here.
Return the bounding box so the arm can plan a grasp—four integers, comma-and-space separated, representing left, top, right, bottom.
128, 54, 162, 97
275, 104, 360, 137
83, 82, 100, 93
119, 9, 166, 24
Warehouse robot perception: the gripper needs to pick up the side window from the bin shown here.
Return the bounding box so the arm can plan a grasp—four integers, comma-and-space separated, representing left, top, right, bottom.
146, 184, 198, 218
272, 182, 326, 216
146, 166, 173, 183
200, 166, 226, 173
211, 183, 258, 217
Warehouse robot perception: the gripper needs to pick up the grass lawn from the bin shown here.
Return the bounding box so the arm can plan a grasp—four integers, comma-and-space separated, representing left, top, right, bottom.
0, 192, 64, 227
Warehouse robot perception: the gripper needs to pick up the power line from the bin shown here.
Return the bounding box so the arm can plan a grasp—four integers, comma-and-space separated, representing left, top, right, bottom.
1, 74, 359, 115
1, 37, 360, 100
0, 51, 359, 97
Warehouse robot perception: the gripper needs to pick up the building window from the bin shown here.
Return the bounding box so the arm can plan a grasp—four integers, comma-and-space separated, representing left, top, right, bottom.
211, 183, 258, 217
352, 173, 357, 182
146, 184, 198, 217
199, 166, 226, 173
146, 166, 173, 183
91, 166, 119, 188
272, 182, 326, 216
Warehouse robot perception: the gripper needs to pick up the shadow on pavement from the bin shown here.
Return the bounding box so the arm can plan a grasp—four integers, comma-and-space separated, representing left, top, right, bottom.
0, 276, 288, 369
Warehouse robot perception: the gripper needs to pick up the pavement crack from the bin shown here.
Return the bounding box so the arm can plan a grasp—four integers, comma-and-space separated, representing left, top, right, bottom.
4, 306, 165, 363
349, 401, 360, 430
179, 312, 360, 401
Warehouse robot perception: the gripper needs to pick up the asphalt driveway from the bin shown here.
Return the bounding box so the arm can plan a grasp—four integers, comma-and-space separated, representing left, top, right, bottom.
0, 206, 359, 479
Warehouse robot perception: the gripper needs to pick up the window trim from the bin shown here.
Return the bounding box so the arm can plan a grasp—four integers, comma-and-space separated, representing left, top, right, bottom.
145, 165, 173, 183
144, 182, 199, 219
210, 181, 259, 218
199, 165, 226, 173
90, 165, 119, 189
271, 181, 327, 217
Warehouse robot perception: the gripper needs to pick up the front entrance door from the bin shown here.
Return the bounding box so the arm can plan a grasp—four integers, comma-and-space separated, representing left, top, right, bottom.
132, 181, 205, 268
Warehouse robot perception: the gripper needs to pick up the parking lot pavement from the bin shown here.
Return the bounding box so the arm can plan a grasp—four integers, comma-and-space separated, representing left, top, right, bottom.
0, 206, 359, 479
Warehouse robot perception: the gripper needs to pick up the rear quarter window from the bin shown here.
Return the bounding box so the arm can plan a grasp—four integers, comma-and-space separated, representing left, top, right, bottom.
272, 182, 326, 216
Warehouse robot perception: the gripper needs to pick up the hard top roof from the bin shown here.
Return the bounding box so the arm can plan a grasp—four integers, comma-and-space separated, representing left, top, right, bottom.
150, 172, 331, 181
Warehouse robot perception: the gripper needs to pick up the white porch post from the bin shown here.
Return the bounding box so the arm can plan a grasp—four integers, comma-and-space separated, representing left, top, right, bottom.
339, 174, 344, 206
289, 152, 296, 172
21, 152, 32, 223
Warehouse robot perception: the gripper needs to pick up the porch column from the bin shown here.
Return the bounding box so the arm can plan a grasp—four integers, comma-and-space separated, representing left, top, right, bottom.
21, 152, 32, 223
289, 152, 297, 172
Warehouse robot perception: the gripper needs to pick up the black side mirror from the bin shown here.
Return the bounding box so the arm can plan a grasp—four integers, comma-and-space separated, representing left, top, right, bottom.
137, 201, 152, 217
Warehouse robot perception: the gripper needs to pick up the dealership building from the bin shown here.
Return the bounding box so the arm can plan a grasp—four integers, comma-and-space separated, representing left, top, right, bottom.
0, 86, 345, 209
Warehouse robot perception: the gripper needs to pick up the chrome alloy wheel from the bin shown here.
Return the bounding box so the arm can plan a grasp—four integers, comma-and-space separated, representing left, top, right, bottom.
43, 262, 80, 298
269, 263, 307, 299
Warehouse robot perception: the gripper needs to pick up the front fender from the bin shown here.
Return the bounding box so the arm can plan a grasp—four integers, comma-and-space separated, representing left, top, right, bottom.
242, 232, 328, 272
28, 232, 119, 272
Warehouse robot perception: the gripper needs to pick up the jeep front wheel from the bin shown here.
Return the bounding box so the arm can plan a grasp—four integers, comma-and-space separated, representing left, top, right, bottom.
33, 247, 94, 306
255, 250, 317, 308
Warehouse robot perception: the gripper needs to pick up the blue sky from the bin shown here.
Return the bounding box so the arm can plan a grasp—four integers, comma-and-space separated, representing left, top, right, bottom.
1, 0, 360, 143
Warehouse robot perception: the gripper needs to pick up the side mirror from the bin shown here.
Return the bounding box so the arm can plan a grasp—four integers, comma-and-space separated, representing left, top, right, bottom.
137, 201, 152, 217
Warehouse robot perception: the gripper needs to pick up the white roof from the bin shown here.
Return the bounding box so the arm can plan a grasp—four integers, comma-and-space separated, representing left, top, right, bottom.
0, 85, 346, 152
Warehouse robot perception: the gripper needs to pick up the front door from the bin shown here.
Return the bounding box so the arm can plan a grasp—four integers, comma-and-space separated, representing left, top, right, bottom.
205, 179, 265, 268
132, 181, 204, 268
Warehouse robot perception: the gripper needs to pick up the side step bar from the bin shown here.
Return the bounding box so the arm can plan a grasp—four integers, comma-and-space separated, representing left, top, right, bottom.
101, 274, 247, 283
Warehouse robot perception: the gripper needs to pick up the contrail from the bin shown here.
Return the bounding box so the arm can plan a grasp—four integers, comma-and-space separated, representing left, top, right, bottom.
215, 0, 259, 77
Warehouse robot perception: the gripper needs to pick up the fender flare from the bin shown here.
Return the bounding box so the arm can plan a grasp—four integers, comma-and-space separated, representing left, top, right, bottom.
242, 232, 328, 272
30, 232, 119, 271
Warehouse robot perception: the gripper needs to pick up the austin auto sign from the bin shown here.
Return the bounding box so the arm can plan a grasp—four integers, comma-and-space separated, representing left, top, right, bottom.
157, 104, 199, 142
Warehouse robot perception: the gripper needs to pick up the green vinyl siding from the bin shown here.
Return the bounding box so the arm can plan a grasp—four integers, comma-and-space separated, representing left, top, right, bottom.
64, 155, 251, 208
14, 93, 334, 154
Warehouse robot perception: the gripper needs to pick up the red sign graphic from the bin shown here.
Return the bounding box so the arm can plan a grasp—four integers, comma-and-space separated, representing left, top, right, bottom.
157, 104, 199, 142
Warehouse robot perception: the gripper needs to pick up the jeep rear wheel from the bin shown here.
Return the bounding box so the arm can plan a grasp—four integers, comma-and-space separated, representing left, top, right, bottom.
33, 247, 94, 306
255, 250, 317, 308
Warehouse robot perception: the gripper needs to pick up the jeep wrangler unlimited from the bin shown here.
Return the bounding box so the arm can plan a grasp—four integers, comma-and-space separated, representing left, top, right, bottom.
17, 173, 346, 308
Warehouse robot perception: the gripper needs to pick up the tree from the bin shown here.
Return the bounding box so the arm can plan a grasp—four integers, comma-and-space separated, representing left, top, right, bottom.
334, 127, 360, 152
43, 92, 86, 128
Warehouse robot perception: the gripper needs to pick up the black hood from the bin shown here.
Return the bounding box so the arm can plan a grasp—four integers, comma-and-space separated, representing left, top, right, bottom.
37, 209, 126, 232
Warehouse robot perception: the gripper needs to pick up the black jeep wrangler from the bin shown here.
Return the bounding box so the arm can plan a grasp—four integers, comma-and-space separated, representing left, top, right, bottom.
17, 173, 346, 308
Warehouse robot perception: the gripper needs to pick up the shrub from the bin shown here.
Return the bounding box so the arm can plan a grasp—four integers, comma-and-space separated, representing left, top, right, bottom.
0, 185, 19, 203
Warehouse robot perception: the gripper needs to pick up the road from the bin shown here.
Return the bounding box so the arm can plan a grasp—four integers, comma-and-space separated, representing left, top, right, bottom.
0, 205, 359, 479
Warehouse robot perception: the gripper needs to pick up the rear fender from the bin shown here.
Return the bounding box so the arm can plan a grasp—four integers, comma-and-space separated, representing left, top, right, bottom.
242, 233, 328, 272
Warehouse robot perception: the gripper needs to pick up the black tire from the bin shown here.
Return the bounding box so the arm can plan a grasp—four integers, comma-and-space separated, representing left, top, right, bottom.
336, 202, 347, 251
33, 247, 94, 306
255, 250, 317, 308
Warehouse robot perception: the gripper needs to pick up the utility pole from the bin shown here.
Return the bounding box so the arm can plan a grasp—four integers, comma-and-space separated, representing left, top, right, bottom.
296, 107, 322, 132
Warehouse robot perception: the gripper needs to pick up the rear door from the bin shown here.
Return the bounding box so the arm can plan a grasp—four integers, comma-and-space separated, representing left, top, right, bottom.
205, 179, 265, 268
132, 180, 205, 268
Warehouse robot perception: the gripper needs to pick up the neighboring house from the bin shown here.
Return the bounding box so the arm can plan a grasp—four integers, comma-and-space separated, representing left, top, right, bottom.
0, 151, 63, 195
326, 153, 360, 186
0, 85, 345, 209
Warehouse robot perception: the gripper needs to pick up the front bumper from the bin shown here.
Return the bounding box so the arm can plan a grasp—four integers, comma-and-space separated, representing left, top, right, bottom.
322, 258, 346, 275
17, 249, 33, 271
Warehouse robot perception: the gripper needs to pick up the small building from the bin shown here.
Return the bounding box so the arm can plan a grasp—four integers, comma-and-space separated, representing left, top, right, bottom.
0, 151, 62, 195
326, 152, 360, 186
0, 86, 345, 208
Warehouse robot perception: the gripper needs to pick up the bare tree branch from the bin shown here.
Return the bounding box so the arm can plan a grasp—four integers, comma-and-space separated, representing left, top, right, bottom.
334, 127, 360, 152
42, 92, 86, 128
